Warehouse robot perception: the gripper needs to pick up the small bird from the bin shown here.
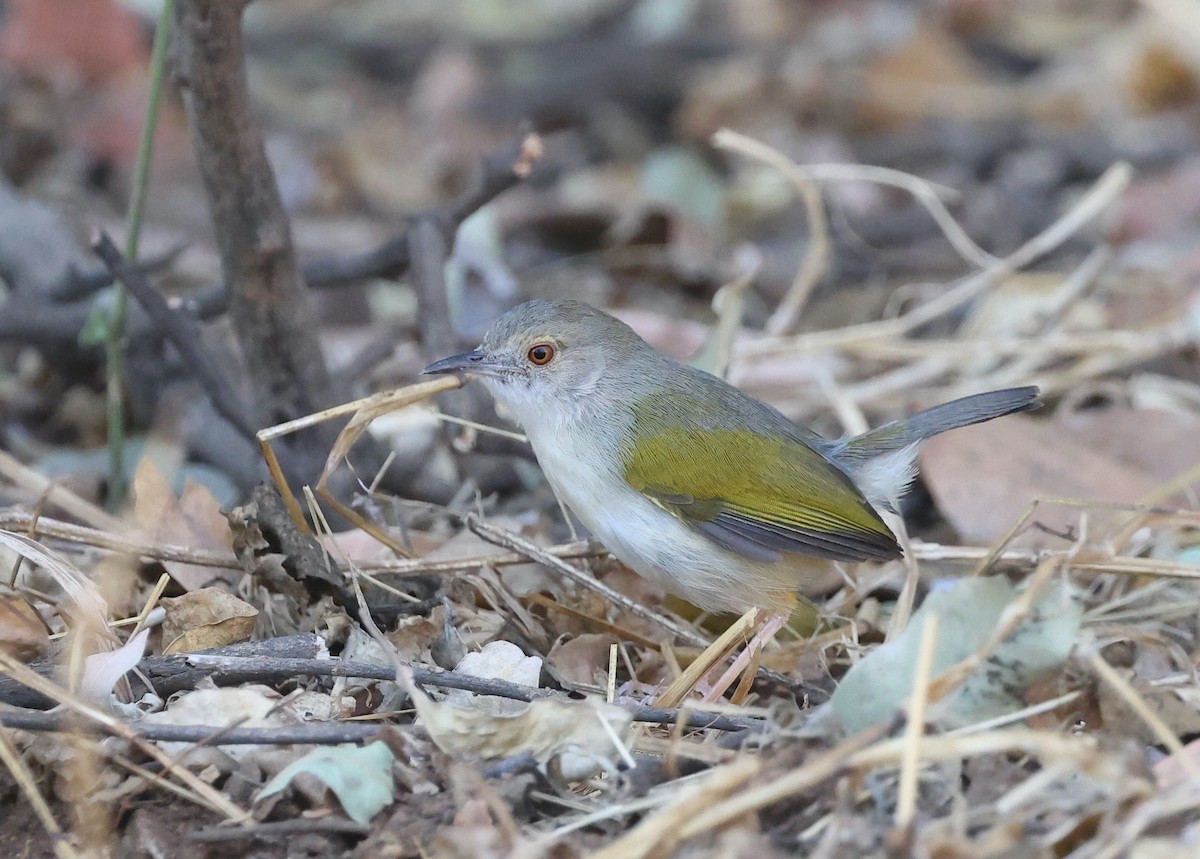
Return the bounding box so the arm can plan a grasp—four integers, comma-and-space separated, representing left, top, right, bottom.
424, 299, 1038, 620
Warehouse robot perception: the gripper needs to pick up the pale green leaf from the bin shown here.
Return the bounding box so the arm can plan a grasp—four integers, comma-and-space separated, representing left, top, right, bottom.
257, 741, 395, 825
831, 576, 1082, 732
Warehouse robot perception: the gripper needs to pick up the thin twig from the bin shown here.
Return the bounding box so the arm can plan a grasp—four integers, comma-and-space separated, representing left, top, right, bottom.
714, 128, 997, 271
188, 819, 370, 843
893, 613, 939, 837
92, 232, 258, 442
299, 133, 545, 289
0, 711, 387, 745
0, 726, 77, 858
465, 514, 710, 648
0, 512, 239, 568
0, 642, 766, 733
740, 160, 1132, 359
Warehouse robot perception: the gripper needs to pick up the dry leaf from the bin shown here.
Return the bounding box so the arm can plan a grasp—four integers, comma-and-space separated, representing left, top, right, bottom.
1097, 676, 1200, 748
1059, 408, 1200, 484
160, 587, 258, 655
142, 685, 288, 760
858, 19, 993, 130
130, 458, 237, 591
920, 415, 1164, 545
0, 530, 113, 647
546, 633, 618, 689
0, 0, 145, 84
1154, 737, 1200, 790
0, 595, 50, 660
256, 741, 395, 825
410, 641, 631, 779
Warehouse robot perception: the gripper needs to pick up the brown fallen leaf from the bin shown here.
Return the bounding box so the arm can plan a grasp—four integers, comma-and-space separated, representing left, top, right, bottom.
858, 17, 995, 130
0, 594, 50, 661
1058, 408, 1200, 484
920, 414, 1167, 546
160, 587, 258, 655
130, 458, 238, 591
1154, 737, 1200, 790
1097, 671, 1200, 749
546, 633, 619, 689
408, 641, 632, 779
0, 0, 145, 84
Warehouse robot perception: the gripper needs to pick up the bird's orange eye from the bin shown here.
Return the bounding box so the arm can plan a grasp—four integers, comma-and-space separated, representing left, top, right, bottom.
527, 343, 555, 366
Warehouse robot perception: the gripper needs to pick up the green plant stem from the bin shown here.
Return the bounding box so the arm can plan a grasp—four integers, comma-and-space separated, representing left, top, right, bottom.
105, 0, 175, 508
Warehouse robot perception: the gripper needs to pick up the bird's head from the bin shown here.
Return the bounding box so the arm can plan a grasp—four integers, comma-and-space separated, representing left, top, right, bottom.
422, 299, 650, 425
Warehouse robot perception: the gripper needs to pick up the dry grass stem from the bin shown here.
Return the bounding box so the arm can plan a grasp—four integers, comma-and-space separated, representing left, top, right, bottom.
0, 450, 125, 532
0, 511, 239, 569
713, 128, 996, 270
589, 756, 760, 859
256, 375, 464, 534
713, 133, 830, 335
884, 512, 920, 642
894, 613, 939, 832
653, 607, 759, 708
675, 721, 894, 841
738, 160, 1129, 367
1087, 649, 1200, 780
0, 726, 78, 858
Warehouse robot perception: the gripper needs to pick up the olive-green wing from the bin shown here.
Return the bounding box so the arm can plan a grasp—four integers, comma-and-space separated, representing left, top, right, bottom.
623, 426, 901, 565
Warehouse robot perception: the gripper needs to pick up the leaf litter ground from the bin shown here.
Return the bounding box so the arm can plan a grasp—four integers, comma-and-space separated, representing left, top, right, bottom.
4, 4, 1200, 856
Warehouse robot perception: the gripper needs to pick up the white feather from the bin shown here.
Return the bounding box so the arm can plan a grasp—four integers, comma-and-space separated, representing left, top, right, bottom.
848, 443, 920, 512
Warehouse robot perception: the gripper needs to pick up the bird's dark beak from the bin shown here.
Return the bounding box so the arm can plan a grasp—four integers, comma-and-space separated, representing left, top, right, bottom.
421, 349, 507, 378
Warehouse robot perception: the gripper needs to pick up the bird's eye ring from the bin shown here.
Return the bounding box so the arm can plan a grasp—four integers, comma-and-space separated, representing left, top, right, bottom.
527, 343, 555, 366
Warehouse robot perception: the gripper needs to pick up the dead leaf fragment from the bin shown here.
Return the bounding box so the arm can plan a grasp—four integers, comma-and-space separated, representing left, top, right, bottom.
0, 595, 50, 660
256, 741, 396, 825
920, 415, 1165, 545
142, 685, 287, 760
546, 633, 618, 689
831, 576, 1082, 732
130, 458, 237, 591
160, 588, 258, 655
409, 641, 632, 779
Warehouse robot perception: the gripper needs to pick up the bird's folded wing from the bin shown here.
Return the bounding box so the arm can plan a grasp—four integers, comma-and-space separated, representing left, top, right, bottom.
624, 429, 902, 565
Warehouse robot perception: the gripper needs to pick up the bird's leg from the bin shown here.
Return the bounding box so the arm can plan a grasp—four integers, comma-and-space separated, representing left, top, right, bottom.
702, 613, 786, 703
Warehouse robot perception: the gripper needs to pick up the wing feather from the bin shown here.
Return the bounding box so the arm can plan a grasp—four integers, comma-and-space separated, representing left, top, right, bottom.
627, 424, 901, 565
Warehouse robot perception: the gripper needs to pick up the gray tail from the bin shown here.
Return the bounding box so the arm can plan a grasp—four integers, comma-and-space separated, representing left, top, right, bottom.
834, 386, 1040, 461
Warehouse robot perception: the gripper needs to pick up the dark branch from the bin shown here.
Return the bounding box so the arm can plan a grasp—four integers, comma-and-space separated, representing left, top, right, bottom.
188, 819, 370, 843
173, 0, 335, 433
301, 132, 545, 289
92, 231, 259, 442
0, 710, 388, 745
0, 634, 763, 734
48, 242, 188, 302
